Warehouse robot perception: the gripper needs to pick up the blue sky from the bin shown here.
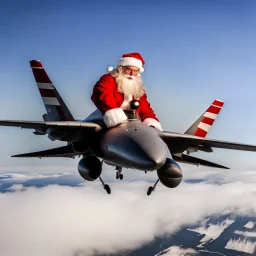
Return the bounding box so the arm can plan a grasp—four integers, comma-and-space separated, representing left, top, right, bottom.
1, 0, 256, 168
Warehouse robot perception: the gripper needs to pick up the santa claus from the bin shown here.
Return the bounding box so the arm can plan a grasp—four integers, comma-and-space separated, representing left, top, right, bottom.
91, 52, 162, 131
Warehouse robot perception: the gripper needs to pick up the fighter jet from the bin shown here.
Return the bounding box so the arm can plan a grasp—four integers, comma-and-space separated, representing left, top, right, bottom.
1, 60, 256, 195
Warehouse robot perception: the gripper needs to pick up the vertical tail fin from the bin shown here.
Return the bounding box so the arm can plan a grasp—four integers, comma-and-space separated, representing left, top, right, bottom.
30, 60, 74, 121
185, 99, 224, 138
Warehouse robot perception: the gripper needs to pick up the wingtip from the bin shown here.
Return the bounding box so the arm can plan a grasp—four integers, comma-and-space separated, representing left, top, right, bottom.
30, 60, 43, 68
213, 99, 225, 107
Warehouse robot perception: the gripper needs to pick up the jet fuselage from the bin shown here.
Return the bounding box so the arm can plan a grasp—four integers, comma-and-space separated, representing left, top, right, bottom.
100, 120, 167, 170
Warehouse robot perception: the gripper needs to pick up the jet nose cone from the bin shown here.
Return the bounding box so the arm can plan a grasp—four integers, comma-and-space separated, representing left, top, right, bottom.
139, 144, 166, 170
101, 121, 167, 171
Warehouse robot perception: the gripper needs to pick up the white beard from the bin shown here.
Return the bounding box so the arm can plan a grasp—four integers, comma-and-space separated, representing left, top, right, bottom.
115, 73, 145, 100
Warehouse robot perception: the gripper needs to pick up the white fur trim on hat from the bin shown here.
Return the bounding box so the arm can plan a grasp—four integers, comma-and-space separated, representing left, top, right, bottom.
143, 118, 163, 131
117, 57, 144, 73
103, 108, 128, 128
107, 66, 114, 73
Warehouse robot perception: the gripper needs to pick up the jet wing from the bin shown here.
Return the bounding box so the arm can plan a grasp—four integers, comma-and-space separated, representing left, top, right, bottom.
0, 120, 102, 132
12, 144, 90, 158
160, 131, 256, 154
172, 154, 229, 169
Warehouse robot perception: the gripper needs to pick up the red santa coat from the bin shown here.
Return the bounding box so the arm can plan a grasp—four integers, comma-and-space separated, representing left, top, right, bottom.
91, 74, 162, 130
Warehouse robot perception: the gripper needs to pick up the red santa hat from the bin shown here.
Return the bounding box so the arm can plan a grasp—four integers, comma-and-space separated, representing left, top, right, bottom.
107, 52, 145, 73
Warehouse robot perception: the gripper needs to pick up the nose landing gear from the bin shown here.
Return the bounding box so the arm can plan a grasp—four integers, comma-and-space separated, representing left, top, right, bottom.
116, 166, 123, 180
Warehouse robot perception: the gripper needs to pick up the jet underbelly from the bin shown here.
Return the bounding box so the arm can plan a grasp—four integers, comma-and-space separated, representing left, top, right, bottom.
100, 121, 166, 170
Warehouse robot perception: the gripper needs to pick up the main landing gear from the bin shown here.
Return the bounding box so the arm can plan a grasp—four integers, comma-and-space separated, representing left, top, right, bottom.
99, 160, 111, 194
98, 165, 124, 194
99, 176, 111, 194
116, 166, 123, 180
147, 179, 159, 196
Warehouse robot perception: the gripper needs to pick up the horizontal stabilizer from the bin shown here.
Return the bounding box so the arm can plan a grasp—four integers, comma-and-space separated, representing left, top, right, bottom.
12, 145, 88, 158
173, 154, 229, 169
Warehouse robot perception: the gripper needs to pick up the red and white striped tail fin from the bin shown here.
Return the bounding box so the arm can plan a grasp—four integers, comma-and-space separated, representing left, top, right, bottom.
30, 60, 74, 121
185, 99, 224, 138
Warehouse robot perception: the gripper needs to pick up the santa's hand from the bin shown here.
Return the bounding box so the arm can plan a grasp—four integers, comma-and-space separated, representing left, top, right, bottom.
103, 108, 128, 128
143, 118, 163, 131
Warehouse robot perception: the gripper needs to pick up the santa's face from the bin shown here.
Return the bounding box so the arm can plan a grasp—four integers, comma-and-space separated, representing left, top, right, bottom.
122, 66, 139, 79
115, 66, 145, 100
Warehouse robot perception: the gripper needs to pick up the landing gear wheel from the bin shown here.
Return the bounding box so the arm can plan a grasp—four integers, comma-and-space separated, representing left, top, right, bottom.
115, 167, 123, 180
147, 186, 153, 196
104, 184, 111, 194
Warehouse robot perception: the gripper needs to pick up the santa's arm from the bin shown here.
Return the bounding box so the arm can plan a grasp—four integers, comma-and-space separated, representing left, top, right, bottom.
91, 75, 127, 128
138, 94, 163, 131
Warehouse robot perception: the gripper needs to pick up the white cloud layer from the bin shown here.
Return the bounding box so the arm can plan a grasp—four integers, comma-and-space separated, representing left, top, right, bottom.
225, 238, 256, 254
0, 173, 256, 256
0, 172, 71, 182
